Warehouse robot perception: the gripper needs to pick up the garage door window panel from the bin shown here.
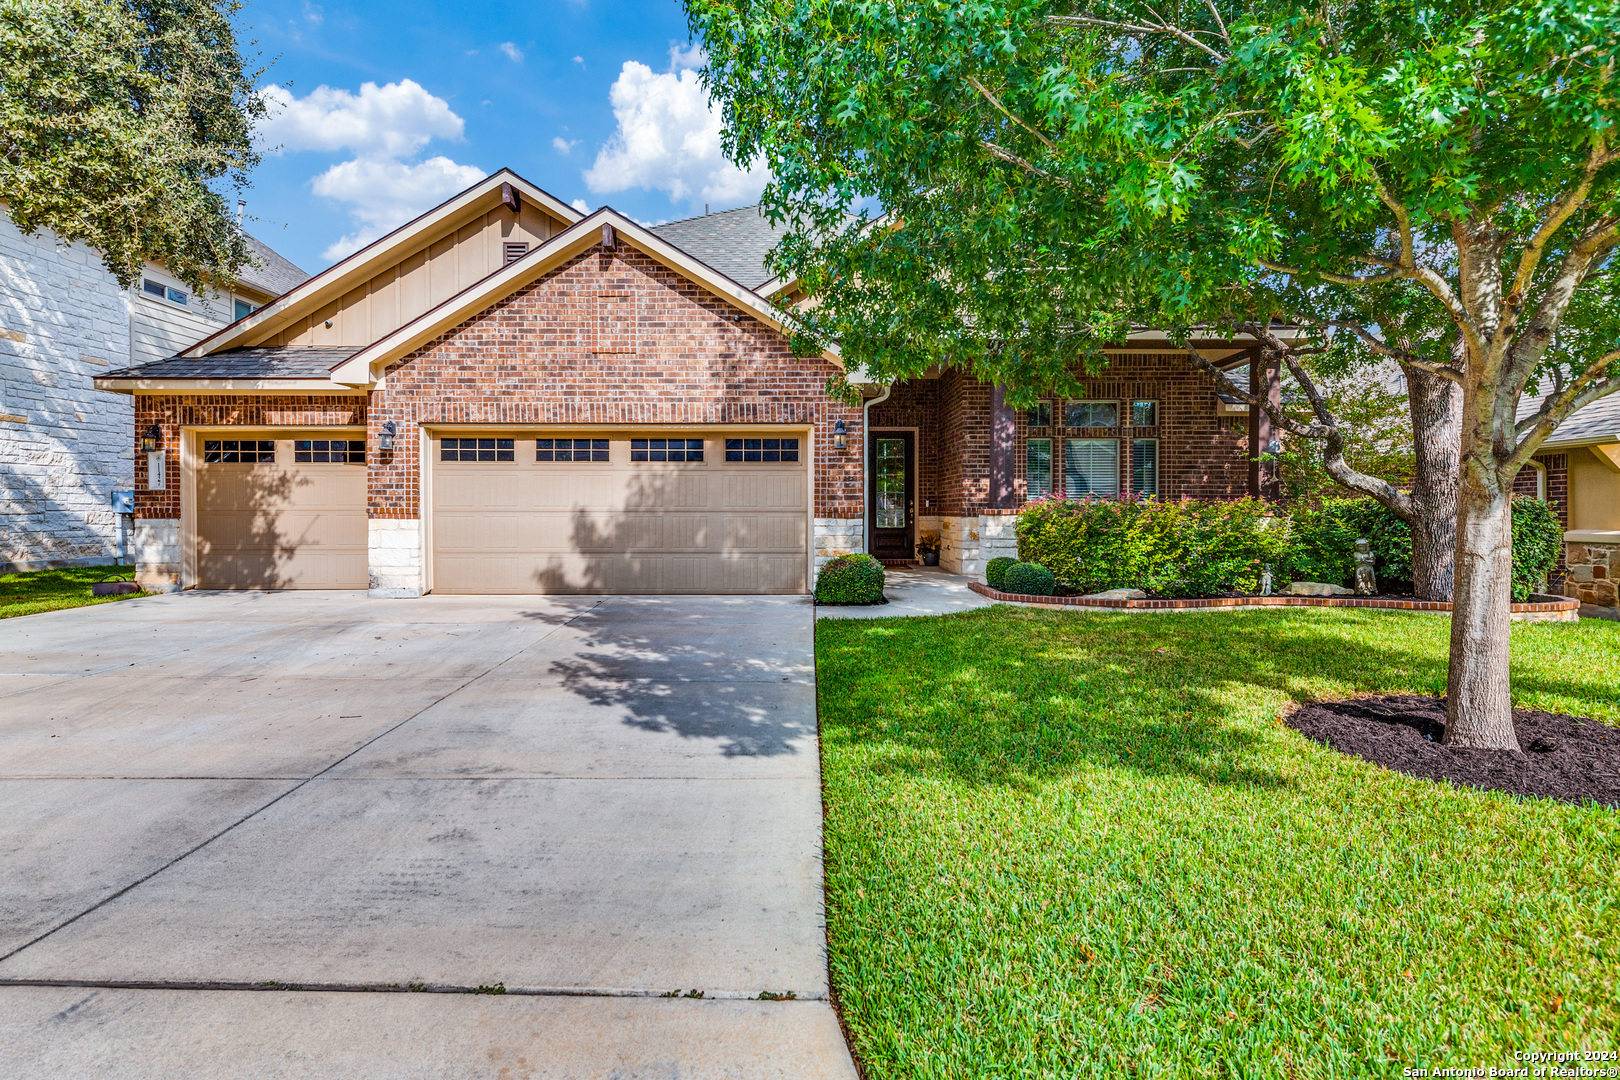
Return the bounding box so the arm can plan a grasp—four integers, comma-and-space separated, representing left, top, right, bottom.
538, 438, 610, 462
294, 439, 366, 464
203, 440, 275, 464
442, 437, 514, 462
725, 438, 799, 462
631, 437, 704, 463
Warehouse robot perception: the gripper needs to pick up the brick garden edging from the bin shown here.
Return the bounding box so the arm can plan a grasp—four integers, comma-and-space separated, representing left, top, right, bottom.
967, 582, 1580, 621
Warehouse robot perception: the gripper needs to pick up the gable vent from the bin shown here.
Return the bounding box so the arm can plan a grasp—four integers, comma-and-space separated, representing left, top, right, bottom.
503, 241, 530, 266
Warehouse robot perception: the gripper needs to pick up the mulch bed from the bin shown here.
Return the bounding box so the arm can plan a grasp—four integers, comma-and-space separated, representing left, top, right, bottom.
1288, 695, 1620, 809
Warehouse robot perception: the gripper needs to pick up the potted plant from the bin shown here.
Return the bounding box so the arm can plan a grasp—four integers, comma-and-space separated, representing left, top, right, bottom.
916, 530, 940, 566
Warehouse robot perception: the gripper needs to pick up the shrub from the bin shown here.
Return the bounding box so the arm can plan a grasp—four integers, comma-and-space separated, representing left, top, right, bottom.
815, 553, 885, 604
986, 556, 1019, 590
1288, 499, 1412, 589
1511, 496, 1562, 601
1002, 561, 1056, 596
1017, 496, 1291, 597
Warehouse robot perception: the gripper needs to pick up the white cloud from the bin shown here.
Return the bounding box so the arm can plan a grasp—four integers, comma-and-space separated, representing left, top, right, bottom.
583, 46, 768, 209
553, 136, 580, 155
314, 157, 487, 260
257, 79, 464, 160
571, 198, 591, 214
572, 55, 585, 66
500, 42, 524, 63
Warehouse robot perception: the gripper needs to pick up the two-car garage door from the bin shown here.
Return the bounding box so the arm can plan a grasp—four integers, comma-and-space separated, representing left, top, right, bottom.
431, 431, 808, 594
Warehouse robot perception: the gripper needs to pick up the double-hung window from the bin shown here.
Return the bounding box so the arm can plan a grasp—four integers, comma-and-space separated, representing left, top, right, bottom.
1064, 438, 1119, 497
1025, 439, 1053, 499
1130, 439, 1159, 496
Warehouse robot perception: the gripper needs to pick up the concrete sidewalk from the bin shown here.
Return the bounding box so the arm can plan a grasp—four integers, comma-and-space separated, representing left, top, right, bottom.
815, 566, 999, 619
0, 591, 856, 1078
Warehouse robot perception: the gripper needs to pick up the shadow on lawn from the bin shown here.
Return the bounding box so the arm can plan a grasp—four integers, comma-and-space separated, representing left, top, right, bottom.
812, 606, 1563, 791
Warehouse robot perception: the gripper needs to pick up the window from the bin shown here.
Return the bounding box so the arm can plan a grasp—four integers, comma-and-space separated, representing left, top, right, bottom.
1064, 400, 1118, 428
142, 278, 188, 305
234, 298, 255, 321
503, 241, 530, 266
294, 439, 365, 463
203, 439, 275, 464
1064, 438, 1119, 497
1131, 400, 1158, 427
1025, 438, 1052, 499
537, 438, 609, 462
631, 437, 703, 462
1131, 439, 1159, 497
1025, 400, 1052, 428
441, 437, 514, 462
725, 437, 800, 462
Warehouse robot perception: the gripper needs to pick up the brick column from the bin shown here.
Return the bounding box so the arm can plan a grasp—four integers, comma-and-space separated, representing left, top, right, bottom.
1249, 354, 1281, 499
990, 383, 1016, 509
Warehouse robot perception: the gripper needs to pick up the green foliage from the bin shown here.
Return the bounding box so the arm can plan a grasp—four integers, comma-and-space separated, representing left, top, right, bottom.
985, 556, 1019, 590
815, 553, 886, 605
1289, 500, 1414, 589
815, 608, 1620, 1075
0, 0, 264, 291
1511, 498, 1563, 602
1001, 561, 1055, 596
1018, 497, 1291, 597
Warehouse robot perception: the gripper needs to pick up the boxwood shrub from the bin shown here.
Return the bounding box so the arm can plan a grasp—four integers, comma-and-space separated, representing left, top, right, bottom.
814, 553, 885, 604
1017, 496, 1291, 598
986, 556, 1020, 590
1002, 561, 1056, 596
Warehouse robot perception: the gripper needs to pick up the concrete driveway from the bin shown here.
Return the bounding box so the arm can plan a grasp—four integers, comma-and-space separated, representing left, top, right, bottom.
0, 591, 856, 1078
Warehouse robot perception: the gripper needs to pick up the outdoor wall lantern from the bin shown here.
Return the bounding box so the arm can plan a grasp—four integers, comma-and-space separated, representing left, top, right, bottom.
378, 420, 398, 453
833, 419, 848, 450
139, 423, 162, 453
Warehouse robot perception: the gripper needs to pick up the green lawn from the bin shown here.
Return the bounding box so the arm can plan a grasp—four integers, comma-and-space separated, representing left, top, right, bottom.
0, 565, 145, 619
815, 607, 1620, 1078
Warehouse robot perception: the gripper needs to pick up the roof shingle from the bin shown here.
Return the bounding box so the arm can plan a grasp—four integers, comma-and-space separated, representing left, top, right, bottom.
650, 205, 790, 289
104, 347, 359, 380
234, 233, 310, 298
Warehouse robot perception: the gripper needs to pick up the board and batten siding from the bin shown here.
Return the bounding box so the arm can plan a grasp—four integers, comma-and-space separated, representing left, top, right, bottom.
264, 204, 565, 348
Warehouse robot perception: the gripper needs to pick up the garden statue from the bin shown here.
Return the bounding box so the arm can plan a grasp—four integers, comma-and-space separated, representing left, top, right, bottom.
1353, 539, 1377, 596
1261, 565, 1273, 596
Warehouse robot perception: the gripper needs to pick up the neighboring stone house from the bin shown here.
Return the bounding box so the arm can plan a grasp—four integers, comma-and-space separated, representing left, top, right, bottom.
1, 211, 306, 571
91, 172, 1278, 595
1515, 392, 1620, 617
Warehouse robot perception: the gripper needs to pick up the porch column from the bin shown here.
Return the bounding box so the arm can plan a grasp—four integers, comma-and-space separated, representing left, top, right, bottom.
990, 383, 1017, 509
1248, 354, 1281, 499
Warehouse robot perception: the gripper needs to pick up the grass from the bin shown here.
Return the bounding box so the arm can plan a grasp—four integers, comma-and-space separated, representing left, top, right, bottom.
815, 607, 1620, 1078
0, 564, 145, 619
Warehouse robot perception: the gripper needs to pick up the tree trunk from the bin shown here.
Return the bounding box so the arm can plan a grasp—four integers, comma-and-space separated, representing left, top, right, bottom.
1444, 464, 1519, 750
1404, 364, 1461, 601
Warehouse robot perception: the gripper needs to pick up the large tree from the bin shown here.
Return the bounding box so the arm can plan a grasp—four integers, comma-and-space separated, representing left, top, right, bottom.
691, 0, 1620, 749
0, 0, 265, 291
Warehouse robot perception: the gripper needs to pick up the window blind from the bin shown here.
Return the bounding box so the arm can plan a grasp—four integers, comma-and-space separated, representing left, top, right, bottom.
1064, 439, 1119, 497
1026, 439, 1052, 498
1131, 439, 1158, 496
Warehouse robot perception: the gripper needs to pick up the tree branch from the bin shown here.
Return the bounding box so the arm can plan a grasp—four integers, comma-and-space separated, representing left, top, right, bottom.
1512, 349, 1620, 448
979, 140, 1069, 184
1506, 216, 1620, 388
1335, 322, 1466, 383
966, 76, 1054, 149
1504, 134, 1612, 329
1046, 13, 1227, 62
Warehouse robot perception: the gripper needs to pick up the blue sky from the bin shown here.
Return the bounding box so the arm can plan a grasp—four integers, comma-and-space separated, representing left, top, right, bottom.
237, 0, 765, 273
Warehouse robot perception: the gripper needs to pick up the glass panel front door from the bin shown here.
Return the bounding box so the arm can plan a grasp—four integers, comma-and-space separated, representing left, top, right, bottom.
875, 438, 907, 529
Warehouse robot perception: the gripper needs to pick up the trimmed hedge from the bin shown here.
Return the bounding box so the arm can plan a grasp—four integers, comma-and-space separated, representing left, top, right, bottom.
1016, 494, 1567, 600
1002, 562, 1056, 596
815, 553, 886, 604
1017, 497, 1290, 598
986, 556, 1019, 590
1511, 497, 1562, 601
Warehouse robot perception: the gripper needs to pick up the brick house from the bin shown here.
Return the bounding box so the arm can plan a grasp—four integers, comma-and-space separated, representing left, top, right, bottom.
2, 208, 306, 571
1513, 393, 1620, 616
94, 172, 1271, 595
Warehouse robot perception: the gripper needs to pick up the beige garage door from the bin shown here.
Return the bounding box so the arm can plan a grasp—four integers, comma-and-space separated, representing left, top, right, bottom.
195, 434, 369, 589
432, 431, 808, 594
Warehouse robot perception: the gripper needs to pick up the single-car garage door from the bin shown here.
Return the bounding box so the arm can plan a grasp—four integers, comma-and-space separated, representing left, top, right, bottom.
431, 431, 808, 594
195, 433, 369, 589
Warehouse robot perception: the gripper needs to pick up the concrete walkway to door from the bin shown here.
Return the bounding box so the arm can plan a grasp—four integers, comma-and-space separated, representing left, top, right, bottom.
0, 590, 855, 1078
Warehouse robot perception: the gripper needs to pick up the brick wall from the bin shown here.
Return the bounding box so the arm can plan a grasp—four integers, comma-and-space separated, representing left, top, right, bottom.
370, 245, 863, 519
131, 395, 367, 518
939, 369, 992, 516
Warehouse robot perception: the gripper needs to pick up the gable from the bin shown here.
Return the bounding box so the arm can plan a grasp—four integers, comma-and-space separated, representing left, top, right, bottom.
182, 171, 580, 358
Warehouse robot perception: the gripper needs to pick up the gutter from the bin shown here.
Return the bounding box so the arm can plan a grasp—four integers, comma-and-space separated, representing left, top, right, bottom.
861, 384, 892, 555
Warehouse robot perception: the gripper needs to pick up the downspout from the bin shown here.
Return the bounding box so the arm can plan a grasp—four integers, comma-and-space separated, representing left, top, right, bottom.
861, 384, 892, 555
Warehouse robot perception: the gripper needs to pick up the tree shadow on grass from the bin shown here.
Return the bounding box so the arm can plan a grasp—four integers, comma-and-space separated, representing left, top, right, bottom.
814, 605, 1609, 793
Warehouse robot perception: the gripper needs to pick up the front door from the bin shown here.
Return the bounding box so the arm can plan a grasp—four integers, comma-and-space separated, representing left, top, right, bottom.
868, 431, 915, 561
